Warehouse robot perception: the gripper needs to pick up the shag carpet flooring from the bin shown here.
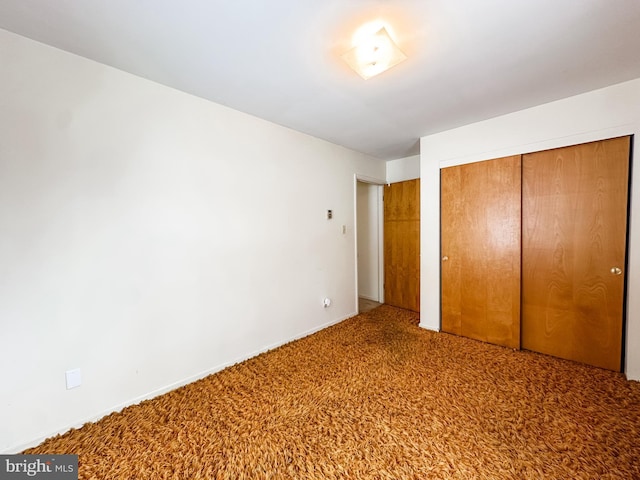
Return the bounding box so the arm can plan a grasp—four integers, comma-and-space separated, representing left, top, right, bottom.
26, 305, 640, 479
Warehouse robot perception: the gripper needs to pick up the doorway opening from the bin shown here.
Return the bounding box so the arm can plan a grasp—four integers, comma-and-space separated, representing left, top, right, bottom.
355, 175, 385, 313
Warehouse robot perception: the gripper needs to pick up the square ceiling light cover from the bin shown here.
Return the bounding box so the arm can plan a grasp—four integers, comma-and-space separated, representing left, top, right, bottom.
342, 26, 407, 79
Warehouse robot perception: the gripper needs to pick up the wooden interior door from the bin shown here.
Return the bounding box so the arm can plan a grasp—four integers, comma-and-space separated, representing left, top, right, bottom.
384, 179, 420, 312
522, 136, 630, 371
441, 156, 522, 349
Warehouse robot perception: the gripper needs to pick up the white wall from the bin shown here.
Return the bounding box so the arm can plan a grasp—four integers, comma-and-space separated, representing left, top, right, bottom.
420, 77, 640, 381
386, 154, 420, 183
0, 29, 385, 453
356, 182, 380, 301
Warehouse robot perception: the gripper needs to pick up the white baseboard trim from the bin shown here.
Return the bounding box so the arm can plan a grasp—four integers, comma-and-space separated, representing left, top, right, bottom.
419, 321, 440, 332
358, 294, 379, 302
4, 311, 357, 454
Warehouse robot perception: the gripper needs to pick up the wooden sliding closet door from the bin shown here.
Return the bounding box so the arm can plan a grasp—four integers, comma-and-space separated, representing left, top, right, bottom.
384, 179, 420, 312
441, 156, 521, 348
522, 136, 630, 371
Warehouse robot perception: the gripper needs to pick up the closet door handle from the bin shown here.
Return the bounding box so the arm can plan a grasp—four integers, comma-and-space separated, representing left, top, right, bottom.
610, 267, 622, 275
442, 255, 449, 262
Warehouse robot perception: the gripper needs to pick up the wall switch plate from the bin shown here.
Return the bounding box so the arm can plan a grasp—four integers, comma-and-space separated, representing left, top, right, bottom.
65, 368, 82, 389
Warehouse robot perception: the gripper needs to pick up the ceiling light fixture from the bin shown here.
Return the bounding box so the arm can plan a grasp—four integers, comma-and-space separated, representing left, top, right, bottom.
341, 26, 407, 80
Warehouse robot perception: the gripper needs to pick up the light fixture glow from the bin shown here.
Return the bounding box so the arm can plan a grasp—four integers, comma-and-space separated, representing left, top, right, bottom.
342, 26, 407, 80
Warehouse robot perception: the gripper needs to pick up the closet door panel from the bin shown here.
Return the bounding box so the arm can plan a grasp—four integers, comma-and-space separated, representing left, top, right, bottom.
384, 179, 420, 312
441, 166, 463, 334
441, 155, 521, 348
522, 136, 630, 371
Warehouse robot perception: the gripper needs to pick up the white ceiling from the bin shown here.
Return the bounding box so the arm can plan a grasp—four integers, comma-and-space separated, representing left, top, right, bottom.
1, 0, 640, 160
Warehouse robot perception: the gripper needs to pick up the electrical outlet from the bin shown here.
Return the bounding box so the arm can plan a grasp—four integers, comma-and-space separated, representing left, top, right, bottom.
65, 368, 82, 389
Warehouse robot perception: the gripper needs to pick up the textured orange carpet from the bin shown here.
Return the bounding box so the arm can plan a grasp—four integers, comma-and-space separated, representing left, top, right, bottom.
26, 305, 640, 479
